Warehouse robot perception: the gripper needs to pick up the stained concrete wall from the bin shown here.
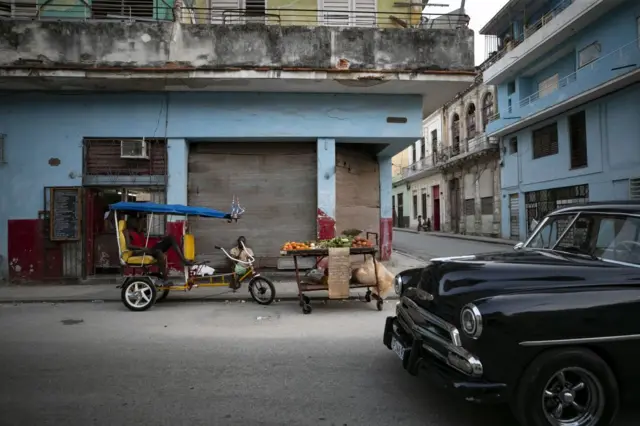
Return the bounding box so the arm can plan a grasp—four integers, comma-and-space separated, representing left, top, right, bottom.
0, 21, 474, 71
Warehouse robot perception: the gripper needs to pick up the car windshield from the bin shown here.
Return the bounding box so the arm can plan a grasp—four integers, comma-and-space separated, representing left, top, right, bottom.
524, 213, 640, 266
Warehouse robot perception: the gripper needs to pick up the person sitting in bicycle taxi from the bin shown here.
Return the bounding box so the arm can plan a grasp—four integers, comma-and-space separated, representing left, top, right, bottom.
229, 236, 254, 274
123, 215, 192, 286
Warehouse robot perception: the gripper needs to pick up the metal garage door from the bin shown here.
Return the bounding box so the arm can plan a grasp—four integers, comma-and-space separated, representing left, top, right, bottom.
509, 193, 519, 240
188, 142, 317, 269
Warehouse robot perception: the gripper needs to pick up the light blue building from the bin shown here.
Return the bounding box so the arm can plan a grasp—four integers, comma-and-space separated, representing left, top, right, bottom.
0, 15, 474, 281
480, 0, 640, 240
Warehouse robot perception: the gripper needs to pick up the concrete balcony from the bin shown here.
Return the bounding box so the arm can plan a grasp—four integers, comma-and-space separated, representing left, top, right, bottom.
439, 134, 499, 169
0, 7, 475, 115
482, 0, 627, 86
487, 38, 640, 137
395, 135, 499, 183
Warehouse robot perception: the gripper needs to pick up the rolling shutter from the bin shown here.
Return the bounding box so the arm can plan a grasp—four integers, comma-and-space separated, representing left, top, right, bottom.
188, 142, 317, 269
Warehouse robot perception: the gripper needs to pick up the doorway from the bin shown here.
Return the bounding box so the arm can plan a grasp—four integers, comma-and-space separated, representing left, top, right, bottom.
449, 179, 460, 233
397, 193, 404, 228
85, 187, 166, 276
432, 185, 441, 231
421, 191, 427, 221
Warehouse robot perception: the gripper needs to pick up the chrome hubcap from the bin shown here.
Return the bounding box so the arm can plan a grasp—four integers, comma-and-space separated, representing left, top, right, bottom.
542, 367, 604, 426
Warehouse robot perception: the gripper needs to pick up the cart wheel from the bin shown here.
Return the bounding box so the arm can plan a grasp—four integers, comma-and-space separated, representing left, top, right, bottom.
155, 289, 170, 303
302, 304, 313, 315
302, 295, 311, 305
248, 276, 276, 305
376, 299, 384, 311
121, 279, 157, 312
365, 290, 372, 303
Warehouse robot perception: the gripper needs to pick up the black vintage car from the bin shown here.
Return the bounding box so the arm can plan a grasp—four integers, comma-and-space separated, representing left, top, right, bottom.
383, 201, 640, 426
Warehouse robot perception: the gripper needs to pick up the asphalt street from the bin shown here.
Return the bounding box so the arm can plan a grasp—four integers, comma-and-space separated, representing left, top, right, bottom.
0, 301, 636, 426
393, 231, 511, 261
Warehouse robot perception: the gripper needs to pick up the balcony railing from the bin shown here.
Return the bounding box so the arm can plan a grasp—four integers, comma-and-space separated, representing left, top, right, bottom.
487, 112, 500, 123
519, 38, 640, 108
398, 135, 498, 180
0, 2, 468, 29
483, 0, 574, 69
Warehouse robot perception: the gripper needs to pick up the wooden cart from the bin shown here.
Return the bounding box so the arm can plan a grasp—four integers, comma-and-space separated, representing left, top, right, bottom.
280, 246, 383, 314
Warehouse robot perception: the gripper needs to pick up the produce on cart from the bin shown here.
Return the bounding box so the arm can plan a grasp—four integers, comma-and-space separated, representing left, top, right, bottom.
279, 232, 386, 314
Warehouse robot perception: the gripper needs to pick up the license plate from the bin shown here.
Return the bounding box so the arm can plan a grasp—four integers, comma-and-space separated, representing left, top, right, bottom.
391, 337, 405, 360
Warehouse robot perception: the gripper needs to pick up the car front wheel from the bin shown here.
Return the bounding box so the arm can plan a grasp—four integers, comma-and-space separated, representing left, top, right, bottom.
513, 347, 619, 426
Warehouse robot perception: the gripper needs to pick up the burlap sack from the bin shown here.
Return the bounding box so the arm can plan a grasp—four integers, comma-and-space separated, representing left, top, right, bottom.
352, 256, 394, 299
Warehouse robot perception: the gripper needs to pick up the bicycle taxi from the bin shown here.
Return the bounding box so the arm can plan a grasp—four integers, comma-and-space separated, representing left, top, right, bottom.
110, 199, 276, 311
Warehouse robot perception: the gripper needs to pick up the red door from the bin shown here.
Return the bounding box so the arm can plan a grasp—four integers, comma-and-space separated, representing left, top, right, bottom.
432, 185, 441, 231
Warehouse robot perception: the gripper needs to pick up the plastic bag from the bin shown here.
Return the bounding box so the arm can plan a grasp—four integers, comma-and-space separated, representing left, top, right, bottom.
234, 263, 248, 276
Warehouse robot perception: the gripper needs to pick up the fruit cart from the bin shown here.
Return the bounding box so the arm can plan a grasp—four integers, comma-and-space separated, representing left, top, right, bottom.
280, 236, 384, 315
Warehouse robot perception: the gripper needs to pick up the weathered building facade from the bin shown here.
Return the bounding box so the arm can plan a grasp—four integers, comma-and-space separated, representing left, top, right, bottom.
392, 78, 501, 237
0, 4, 475, 281
482, 0, 640, 240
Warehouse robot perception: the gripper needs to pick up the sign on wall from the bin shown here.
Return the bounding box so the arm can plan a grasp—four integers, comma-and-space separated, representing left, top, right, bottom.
50, 187, 82, 241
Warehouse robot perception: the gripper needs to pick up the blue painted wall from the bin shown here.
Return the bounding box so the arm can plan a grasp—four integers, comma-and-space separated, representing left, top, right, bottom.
500, 83, 640, 239
0, 91, 422, 278
317, 137, 336, 219
488, 0, 640, 135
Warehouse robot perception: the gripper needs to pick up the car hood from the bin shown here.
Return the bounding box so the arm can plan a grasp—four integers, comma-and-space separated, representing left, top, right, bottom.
414, 249, 640, 321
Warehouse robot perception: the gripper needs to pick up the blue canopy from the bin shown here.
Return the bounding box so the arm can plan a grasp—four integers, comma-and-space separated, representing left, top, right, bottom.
109, 202, 231, 219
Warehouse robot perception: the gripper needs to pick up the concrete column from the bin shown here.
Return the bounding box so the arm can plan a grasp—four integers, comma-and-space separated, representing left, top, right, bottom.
459, 169, 466, 234
166, 138, 188, 273
317, 138, 336, 240
492, 160, 502, 237
474, 166, 482, 235
167, 138, 188, 207
379, 156, 393, 261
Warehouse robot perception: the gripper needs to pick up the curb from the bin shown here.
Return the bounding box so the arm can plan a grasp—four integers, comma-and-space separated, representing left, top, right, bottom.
393, 228, 419, 234
392, 248, 430, 263
0, 295, 400, 304
394, 227, 515, 246
429, 233, 515, 246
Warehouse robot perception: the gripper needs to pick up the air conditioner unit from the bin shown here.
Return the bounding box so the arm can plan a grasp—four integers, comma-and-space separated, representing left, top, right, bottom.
120, 139, 149, 159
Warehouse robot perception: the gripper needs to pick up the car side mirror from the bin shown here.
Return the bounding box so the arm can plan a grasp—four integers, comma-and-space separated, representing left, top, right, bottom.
514, 242, 524, 250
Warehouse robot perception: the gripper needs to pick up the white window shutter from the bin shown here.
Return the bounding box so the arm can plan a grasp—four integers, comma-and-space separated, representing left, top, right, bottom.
321, 0, 350, 26
353, 0, 375, 27
211, 0, 243, 24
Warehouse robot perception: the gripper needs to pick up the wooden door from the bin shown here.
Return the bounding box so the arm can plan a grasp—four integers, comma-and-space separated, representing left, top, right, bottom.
432, 185, 440, 231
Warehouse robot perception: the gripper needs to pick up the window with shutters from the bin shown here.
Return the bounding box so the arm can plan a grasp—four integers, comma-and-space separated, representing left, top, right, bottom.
482, 93, 494, 131
419, 139, 425, 159
464, 199, 474, 216
630, 178, 640, 200
578, 42, 601, 68
532, 122, 559, 159
509, 137, 518, 154
92, 0, 154, 19
481, 197, 493, 215
538, 74, 559, 98
569, 110, 588, 169
451, 113, 461, 154
321, 0, 376, 27
466, 103, 477, 139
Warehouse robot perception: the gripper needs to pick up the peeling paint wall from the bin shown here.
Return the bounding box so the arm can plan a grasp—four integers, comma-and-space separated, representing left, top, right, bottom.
0, 21, 474, 72
0, 91, 421, 279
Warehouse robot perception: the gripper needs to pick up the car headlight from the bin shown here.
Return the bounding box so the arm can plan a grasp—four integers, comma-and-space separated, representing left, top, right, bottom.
394, 274, 403, 295
460, 304, 483, 339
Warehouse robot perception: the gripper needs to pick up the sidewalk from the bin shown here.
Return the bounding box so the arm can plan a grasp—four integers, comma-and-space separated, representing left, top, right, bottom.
394, 227, 516, 246
0, 251, 426, 304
